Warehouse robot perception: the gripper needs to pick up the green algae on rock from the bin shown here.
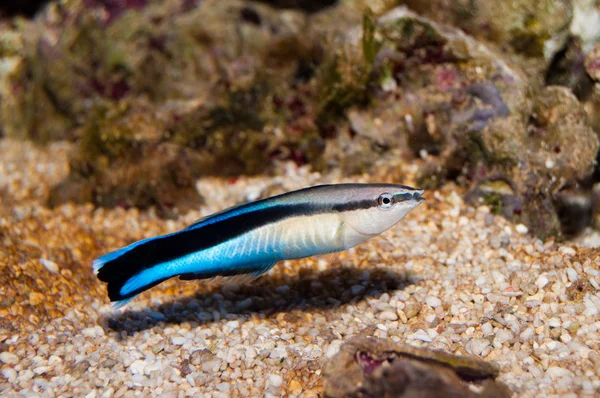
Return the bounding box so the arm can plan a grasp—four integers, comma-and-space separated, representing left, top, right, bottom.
314, 10, 379, 123
352, 8, 599, 239
400, 0, 573, 60
464, 86, 599, 239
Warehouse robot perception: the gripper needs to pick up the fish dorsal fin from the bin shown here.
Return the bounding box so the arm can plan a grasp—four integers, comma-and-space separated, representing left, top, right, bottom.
185, 197, 283, 231
184, 203, 248, 231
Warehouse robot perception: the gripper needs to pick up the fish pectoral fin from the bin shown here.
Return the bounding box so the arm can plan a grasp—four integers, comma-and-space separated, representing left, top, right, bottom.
336, 220, 378, 249
333, 221, 345, 245
376, 233, 395, 251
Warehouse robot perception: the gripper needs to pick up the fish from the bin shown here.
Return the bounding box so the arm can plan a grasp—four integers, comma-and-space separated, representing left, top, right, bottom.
93, 183, 425, 307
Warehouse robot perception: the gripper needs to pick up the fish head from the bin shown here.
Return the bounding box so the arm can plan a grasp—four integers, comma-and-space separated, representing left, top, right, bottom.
339, 184, 424, 239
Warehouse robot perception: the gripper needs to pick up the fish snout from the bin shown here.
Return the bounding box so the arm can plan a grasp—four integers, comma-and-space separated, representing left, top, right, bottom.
413, 189, 425, 203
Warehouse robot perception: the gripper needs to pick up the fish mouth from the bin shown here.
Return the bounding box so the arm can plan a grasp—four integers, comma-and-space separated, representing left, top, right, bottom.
413, 189, 425, 203
392, 188, 425, 204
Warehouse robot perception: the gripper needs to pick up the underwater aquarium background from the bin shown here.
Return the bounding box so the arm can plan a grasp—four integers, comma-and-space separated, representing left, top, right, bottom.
2, 1, 600, 397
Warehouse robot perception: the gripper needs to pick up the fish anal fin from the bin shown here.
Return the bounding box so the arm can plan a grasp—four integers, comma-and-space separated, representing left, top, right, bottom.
208, 273, 263, 287
178, 262, 278, 286
317, 251, 342, 264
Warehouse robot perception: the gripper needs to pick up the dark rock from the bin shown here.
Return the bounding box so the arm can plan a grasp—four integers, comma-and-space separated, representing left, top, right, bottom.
546, 36, 594, 100
322, 335, 511, 398
0, 1, 51, 18
554, 189, 593, 236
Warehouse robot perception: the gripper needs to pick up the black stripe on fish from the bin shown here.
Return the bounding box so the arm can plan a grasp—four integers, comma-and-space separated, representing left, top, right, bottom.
184, 183, 407, 231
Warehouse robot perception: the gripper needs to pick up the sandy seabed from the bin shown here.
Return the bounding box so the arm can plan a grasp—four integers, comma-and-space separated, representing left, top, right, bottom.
1, 139, 600, 397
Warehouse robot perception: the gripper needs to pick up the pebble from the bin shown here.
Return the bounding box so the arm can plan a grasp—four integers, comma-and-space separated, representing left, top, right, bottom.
378, 311, 398, 321
202, 360, 221, 373
151, 340, 166, 354
351, 285, 365, 295
466, 339, 491, 356
33, 366, 50, 375
326, 340, 343, 358
2, 367, 17, 383
490, 235, 502, 249
446, 191, 463, 206
404, 302, 422, 318
0, 352, 19, 365
171, 337, 185, 345
269, 347, 287, 359
425, 296, 442, 308
82, 326, 104, 338
131, 374, 145, 387
216, 382, 230, 392
268, 374, 283, 388
129, 360, 146, 375
410, 329, 432, 343
547, 318, 561, 328
144, 361, 161, 375
29, 292, 44, 305
559, 247, 576, 256
19, 369, 34, 382
481, 322, 493, 335
39, 258, 59, 273
566, 268, 578, 282
288, 379, 303, 395
236, 298, 253, 310
515, 224, 529, 234
492, 330, 513, 348
546, 367, 574, 380
536, 275, 549, 289
190, 350, 215, 365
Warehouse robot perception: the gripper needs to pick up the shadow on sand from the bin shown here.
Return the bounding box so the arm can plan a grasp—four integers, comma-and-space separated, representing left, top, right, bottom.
101, 265, 410, 336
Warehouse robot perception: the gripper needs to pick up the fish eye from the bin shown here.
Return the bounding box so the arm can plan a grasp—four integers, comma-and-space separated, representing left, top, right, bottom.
378, 193, 394, 209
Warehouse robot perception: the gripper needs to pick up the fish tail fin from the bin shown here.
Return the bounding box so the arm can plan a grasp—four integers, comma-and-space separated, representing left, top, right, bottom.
93, 235, 177, 305
94, 230, 280, 306
112, 297, 134, 309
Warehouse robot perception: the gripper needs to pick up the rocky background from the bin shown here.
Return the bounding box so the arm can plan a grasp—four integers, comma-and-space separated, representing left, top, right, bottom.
1, 0, 600, 239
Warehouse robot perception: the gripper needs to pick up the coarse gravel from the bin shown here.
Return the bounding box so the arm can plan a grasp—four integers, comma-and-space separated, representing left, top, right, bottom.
1, 139, 600, 397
